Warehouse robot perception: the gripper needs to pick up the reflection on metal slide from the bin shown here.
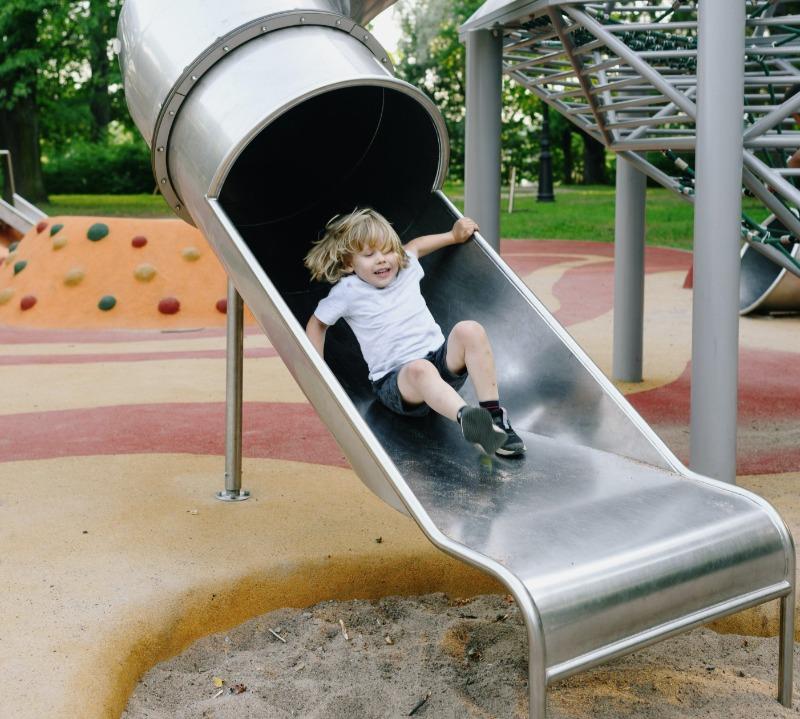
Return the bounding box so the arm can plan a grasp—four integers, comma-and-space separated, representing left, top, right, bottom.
0, 150, 47, 234
465, 2, 800, 315
118, 2, 795, 716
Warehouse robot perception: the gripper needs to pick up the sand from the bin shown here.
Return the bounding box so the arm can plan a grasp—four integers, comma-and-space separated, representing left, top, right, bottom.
122, 593, 798, 719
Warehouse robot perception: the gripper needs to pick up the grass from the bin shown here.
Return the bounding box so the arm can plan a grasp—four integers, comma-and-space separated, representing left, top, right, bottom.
444, 182, 767, 251
39, 187, 769, 251
40, 193, 173, 218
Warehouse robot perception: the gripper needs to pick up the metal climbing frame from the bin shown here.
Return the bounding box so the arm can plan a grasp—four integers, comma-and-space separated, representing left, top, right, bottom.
462, 1, 800, 273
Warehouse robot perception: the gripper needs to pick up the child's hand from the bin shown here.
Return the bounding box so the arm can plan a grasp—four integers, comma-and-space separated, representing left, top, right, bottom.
452, 217, 479, 244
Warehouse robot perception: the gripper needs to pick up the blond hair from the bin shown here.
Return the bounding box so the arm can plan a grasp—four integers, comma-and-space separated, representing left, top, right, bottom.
304, 208, 408, 283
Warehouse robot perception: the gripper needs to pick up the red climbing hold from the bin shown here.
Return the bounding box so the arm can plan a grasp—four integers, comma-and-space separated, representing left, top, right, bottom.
158, 297, 181, 315
20, 295, 37, 310
215, 298, 227, 314
131, 236, 148, 248
36, 221, 48, 234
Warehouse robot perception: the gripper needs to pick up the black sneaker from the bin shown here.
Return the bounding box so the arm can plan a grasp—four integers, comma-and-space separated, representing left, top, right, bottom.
458, 406, 507, 456
491, 408, 526, 457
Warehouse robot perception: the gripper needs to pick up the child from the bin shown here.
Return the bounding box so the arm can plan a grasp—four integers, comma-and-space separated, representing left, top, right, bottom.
304, 208, 525, 457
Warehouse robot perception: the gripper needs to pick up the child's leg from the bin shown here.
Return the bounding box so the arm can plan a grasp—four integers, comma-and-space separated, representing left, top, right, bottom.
397, 352, 508, 457
397, 359, 465, 421
444, 321, 498, 402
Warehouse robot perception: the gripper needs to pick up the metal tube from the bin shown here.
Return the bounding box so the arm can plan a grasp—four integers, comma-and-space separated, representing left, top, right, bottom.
743, 90, 800, 141
689, 0, 745, 484
217, 278, 250, 501
741, 166, 800, 239
548, 8, 613, 145
465, 29, 503, 250
563, 6, 698, 117
619, 150, 693, 202
613, 156, 646, 383
744, 151, 800, 208
779, 589, 795, 705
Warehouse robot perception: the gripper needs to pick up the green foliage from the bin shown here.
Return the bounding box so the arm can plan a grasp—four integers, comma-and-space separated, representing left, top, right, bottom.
36, 0, 127, 149
0, 0, 129, 198
42, 139, 153, 194
395, 0, 539, 183
0, 0, 55, 110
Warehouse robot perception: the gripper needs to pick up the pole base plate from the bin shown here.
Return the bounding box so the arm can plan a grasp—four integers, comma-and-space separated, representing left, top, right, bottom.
215, 489, 251, 502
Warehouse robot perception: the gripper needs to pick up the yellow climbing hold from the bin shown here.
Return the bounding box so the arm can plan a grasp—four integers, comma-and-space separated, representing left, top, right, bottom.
134, 263, 157, 282
0, 287, 14, 305
52, 236, 68, 250
181, 246, 201, 261
64, 267, 86, 287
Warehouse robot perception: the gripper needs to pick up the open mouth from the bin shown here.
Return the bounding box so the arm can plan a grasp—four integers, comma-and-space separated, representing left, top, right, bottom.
374, 268, 391, 278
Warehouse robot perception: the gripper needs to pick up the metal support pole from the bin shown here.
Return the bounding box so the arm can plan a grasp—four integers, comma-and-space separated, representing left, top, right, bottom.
778, 589, 795, 706
537, 101, 555, 202
612, 156, 646, 382
689, 0, 745, 484
216, 279, 250, 501
465, 29, 503, 251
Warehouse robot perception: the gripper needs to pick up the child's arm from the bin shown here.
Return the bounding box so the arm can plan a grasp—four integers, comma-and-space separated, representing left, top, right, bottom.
404, 217, 479, 258
306, 315, 329, 357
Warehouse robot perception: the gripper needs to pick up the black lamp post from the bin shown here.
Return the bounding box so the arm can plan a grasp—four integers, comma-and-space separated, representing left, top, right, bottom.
537, 101, 555, 202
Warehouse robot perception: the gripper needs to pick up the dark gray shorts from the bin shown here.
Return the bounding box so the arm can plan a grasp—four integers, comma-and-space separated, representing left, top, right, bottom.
371, 341, 468, 417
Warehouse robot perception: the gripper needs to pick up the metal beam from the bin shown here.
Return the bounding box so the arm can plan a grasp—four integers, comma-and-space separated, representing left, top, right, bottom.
465, 30, 503, 251
689, 0, 745, 484
613, 156, 647, 382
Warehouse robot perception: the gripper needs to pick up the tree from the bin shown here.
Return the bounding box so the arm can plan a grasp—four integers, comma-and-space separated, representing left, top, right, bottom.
395, 0, 539, 183
0, 0, 55, 202
37, 0, 127, 149
580, 129, 609, 184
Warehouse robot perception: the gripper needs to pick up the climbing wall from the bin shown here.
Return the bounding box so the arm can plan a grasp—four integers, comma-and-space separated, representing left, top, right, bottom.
0, 217, 255, 328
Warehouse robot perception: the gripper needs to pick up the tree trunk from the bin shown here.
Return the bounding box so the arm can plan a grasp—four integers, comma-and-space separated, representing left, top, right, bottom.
560, 126, 574, 184
0, 96, 48, 203
581, 130, 608, 184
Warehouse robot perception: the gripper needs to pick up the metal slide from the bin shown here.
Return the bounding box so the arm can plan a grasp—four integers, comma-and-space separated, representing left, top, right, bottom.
118, 2, 795, 717
0, 150, 47, 234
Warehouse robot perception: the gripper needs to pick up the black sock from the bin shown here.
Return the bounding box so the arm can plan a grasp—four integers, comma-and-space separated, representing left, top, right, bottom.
479, 400, 501, 413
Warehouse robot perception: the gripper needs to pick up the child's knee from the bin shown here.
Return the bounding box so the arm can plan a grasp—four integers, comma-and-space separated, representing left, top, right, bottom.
453, 320, 487, 344
402, 359, 437, 384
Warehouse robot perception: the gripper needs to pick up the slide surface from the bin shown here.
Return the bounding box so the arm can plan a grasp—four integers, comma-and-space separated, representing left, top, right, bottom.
196, 189, 791, 674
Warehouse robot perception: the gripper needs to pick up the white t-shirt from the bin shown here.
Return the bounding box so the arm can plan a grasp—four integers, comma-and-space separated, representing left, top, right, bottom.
314, 252, 445, 381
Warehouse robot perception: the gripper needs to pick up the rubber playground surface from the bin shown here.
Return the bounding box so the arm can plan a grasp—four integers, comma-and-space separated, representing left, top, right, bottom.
1, 219, 799, 718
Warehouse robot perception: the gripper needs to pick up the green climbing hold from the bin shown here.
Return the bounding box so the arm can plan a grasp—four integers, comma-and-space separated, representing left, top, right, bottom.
50, 223, 64, 237
87, 223, 109, 242
13, 260, 27, 275
8, 241, 18, 253
98, 295, 117, 311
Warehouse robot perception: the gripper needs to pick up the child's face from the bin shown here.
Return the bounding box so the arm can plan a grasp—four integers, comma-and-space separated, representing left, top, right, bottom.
344, 244, 400, 289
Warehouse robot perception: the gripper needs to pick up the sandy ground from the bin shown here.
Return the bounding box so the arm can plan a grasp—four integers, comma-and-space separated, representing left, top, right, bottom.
5, 236, 798, 718
122, 593, 799, 719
